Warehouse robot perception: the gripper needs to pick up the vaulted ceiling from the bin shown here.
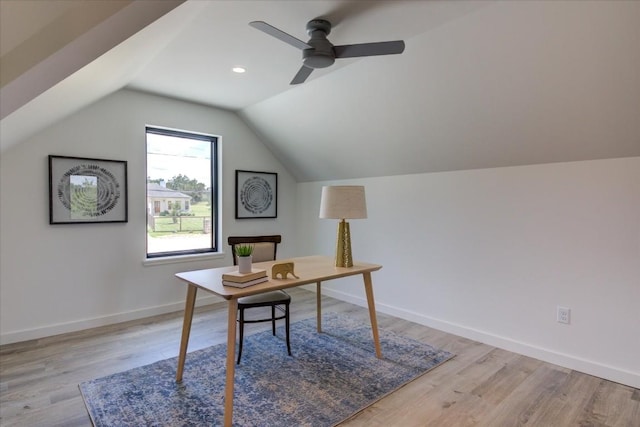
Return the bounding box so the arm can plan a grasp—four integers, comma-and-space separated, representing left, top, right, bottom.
1, 0, 639, 182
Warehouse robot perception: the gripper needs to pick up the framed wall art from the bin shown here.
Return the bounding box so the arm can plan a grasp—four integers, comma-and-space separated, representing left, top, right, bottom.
49, 155, 128, 224
235, 170, 277, 219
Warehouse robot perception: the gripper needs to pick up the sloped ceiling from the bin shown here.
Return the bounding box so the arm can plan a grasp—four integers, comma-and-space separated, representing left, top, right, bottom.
1, 0, 639, 182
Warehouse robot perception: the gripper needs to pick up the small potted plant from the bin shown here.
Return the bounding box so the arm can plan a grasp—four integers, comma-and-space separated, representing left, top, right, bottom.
235, 244, 254, 274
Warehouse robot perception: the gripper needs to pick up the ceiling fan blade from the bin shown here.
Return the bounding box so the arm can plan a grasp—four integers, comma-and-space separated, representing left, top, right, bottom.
334, 40, 405, 58
249, 21, 312, 50
291, 65, 314, 85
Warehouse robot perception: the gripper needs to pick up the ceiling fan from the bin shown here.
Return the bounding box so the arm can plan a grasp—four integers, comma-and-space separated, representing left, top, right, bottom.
249, 19, 405, 85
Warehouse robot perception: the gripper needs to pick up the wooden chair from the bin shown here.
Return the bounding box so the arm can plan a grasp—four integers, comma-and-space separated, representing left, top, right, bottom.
228, 235, 292, 364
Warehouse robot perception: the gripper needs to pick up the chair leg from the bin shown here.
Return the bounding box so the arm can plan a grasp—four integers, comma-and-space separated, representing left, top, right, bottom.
285, 302, 292, 356
237, 308, 245, 365
271, 305, 276, 335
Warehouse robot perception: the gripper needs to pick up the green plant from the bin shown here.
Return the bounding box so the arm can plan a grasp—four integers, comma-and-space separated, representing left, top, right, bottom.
234, 244, 253, 257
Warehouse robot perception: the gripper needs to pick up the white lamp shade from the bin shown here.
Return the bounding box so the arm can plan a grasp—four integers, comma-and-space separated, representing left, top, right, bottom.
319, 186, 367, 219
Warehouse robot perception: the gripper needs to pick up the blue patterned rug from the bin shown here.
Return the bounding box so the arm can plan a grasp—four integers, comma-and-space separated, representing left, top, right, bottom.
80, 313, 454, 426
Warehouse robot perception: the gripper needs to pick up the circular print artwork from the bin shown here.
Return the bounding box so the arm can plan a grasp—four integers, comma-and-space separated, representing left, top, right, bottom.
240, 176, 273, 214
57, 164, 121, 218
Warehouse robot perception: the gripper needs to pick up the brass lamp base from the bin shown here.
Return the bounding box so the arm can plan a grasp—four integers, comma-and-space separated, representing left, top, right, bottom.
335, 219, 353, 267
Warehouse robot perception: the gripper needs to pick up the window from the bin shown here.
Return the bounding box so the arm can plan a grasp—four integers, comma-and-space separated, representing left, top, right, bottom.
146, 127, 218, 258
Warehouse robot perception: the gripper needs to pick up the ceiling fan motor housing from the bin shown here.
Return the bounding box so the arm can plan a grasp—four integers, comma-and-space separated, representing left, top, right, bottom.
303, 19, 335, 69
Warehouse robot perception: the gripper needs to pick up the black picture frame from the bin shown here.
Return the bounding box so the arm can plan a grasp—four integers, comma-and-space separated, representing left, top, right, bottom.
235, 170, 277, 219
49, 155, 128, 224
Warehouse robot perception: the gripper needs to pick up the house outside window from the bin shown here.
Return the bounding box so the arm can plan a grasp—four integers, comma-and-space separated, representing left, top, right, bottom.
146, 127, 218, 257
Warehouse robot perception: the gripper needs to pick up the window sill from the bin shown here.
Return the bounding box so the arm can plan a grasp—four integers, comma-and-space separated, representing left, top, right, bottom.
143, 251, 226, 267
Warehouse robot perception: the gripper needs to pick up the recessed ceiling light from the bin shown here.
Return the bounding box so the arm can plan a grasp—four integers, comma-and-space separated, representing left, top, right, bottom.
232, 67, 246, 74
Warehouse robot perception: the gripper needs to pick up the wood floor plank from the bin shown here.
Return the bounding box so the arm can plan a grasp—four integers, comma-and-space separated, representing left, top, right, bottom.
578, 378, 640, 427
475, 363, 572, 426
1, 288, 638, 427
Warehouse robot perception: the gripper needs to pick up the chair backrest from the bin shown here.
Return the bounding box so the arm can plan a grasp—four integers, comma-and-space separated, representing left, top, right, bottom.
228, 235, 281, 265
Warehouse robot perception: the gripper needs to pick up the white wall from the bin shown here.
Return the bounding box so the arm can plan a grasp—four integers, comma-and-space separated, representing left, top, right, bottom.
297, 158, 640, 388
2, 89, 638, 389
0, 89, 297, 344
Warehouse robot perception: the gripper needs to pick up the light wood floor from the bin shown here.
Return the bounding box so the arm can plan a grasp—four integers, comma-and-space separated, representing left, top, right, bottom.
1, 288, 638, 426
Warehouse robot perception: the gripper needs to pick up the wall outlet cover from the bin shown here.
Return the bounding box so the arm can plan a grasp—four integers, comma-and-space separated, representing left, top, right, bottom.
557, 306, 571, 324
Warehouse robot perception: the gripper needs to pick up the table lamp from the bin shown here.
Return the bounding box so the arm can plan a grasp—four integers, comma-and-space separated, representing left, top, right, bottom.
319, 185, 367, 267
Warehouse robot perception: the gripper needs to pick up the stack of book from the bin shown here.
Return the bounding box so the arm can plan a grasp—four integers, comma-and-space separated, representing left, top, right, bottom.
221, 269, 268, 288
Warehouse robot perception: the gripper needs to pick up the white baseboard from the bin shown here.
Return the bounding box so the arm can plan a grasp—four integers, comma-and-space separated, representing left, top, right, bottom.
319, 287, 640, 389
4, 286, 638, 390
0, 295, 221, 346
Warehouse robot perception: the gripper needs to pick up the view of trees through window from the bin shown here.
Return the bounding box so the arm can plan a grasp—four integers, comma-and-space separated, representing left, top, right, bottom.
146, 127, 218, 257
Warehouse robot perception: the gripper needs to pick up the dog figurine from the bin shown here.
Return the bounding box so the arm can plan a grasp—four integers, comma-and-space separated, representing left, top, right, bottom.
271, 262, 299, 279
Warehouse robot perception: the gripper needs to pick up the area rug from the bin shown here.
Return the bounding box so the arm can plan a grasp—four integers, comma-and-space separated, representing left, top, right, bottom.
80, 313, 454, 426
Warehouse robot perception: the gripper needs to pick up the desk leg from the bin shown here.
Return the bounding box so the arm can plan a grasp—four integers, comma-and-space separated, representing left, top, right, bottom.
363, 272, 382, 359
316, 281, 322, 333
176, 284, 198, 382
223, 299, 238, 427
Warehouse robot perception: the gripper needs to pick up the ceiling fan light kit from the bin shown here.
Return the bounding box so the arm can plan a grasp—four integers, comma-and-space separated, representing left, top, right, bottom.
250, 19, 405, 85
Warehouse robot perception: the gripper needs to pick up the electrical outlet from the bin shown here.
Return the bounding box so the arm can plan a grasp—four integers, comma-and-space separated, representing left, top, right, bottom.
557, 306, 571, 324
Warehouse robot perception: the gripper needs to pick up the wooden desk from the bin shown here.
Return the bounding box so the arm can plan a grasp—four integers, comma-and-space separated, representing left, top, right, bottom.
175, 255, 382, 427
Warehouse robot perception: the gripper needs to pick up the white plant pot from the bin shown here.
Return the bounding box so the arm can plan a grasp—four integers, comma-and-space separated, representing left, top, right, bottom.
238, 256, 252, 274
